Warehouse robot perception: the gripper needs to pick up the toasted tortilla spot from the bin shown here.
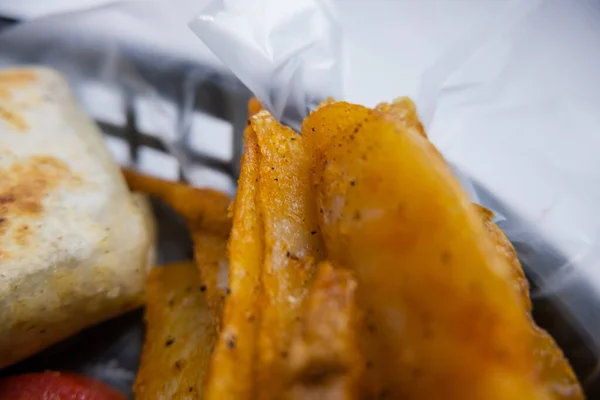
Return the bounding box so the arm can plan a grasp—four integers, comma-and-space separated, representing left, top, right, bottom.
0, 104, 27, 132
13, 223, 31, 245
0, 69, 38, 111
0, 155, 80, 247
0, 70, 37, 86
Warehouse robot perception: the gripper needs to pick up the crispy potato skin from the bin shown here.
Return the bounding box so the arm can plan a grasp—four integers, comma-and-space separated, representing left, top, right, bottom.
121, 168, 232, 325
375, 97, 427, 138
251, 111, 324, 400
531, 326, 584, 400
203, 127, 264, 400
475, 205, 583, 400
473, 205, 531, 309
121, 168, 231, 237
303, 102, 549, 400
134, 262, 216, 400
191, 229, 229, 327
248, 97, 263, 118
285, 262, 362, 400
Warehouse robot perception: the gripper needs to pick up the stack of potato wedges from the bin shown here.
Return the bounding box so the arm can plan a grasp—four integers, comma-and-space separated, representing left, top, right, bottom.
127, 98, 584, 400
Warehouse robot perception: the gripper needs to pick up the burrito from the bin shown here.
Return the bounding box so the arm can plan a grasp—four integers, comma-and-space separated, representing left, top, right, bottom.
0, 67, 155, 367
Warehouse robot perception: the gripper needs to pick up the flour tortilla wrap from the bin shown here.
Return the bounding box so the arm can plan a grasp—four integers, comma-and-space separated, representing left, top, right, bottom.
0, 67, 155, 367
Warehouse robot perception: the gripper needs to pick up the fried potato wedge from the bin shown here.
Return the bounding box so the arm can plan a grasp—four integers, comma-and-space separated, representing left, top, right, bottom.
121, 169, 232, 324
122, 169, 231, 236
303, 101, 549, 400
203, 127, 264, 400
475, 205, 583, 400
285, 262, 361, 400
191, 229, 229, 327
251, 111, 324, 399
375, 97, 426, 138
134, 262, 216, 399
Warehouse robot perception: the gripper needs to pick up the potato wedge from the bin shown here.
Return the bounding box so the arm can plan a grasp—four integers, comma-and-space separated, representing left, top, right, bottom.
203, 126, 264, 400
134, 262, 216, 399
121, 169, 232, 323
475, 205, 583, 400
285, 262, 361, 400
191, 229, 229, 327
251, 111, 324, 399
121, 169, 231, 236
303, 102, 548, 400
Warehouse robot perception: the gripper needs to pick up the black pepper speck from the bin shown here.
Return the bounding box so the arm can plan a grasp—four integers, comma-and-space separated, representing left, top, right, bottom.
227, 335, 237, 349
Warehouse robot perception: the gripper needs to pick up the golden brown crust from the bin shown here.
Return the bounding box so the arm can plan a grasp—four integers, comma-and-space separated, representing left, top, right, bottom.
121, 169, 234, 326
251, 111, 324, 400
134, 262, 216, 399
203, 126, 264, 400
475, 205, 583, 400
191, 229, 229, 327
472, 204, 531, 310
285, 262, 362, 400
375, 97, 427, 138
248, 97, 263, 118
121, 169, 231, 237
303, 101, 548, 400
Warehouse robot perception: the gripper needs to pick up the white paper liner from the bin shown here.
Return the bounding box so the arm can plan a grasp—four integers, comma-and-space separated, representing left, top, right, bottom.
189, 0, 342, 131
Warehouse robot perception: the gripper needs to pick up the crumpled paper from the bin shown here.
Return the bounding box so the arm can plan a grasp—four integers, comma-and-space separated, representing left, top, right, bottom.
191, 0, 600, 386
190, 0, 341, 131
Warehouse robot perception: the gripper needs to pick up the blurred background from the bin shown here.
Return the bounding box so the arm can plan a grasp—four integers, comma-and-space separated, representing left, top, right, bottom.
0, 0, 514, 189
0, 0, 510, 104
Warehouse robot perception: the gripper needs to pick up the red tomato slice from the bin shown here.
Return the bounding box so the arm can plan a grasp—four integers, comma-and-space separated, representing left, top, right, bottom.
0, 372, 126, 400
